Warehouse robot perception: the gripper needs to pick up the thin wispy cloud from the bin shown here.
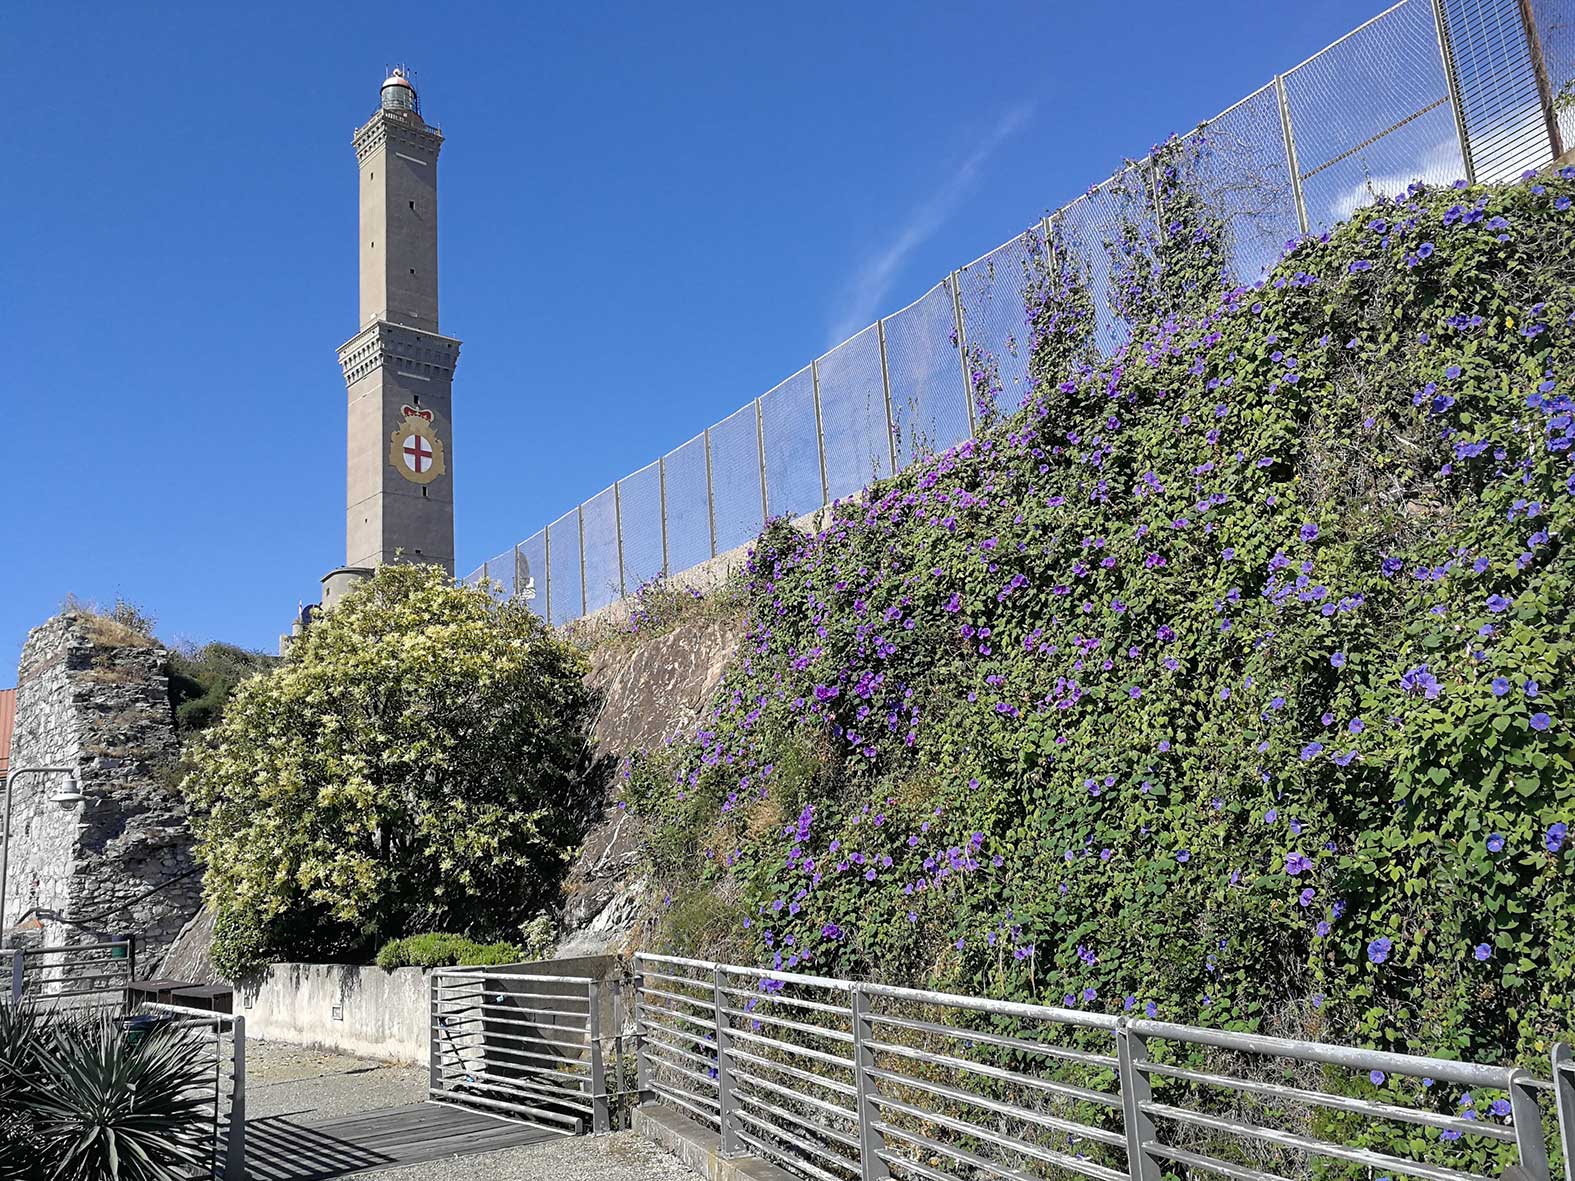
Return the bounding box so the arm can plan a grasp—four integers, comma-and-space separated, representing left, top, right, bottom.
828, 102, 1034, 347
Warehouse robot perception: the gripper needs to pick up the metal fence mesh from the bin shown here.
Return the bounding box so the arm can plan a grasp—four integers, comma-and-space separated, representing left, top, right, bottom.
462, 0, 1567, 624
884, 281, 972, 468
817, 325, 893, 502
663, 434, 713, 574
618, 461, 665, 593
581, 486, 622, 614
760, 367, 823, 520
547, 510, 583, 624
709, 403, 765, 554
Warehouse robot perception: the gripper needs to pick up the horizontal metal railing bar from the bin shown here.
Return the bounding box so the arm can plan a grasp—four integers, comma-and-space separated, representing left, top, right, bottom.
1143, 1059, 1517, 1142
1142, 1100, 1497, 1181
1130, 1019, 1527, 1089
432, 1000, 590, 1025
639, 983, 717, 1012
721, 1003, 854, 1045
638, 967, 714, 992
864, 1036, 1120, 1109
731, 1084, 862, 1151
440, 1034, 587, 1066
731, 1062, 858, 1124
868, 1008, 1119, 1069
719, 984, 851, 1019
730, 1124, 846, 1181
864, 1062, 1126, 1148
731, 1107, 860, 1180
644, 1049, 721, 1094
638, 1017, 716, 1052
432, 985, 591, 1006
431, 970, 592, 989
876, 1119, 1043, 1181
730, 1043, 859, 1098
639, 997, 718, 1032
21, 985, 128, 1001
727, 1024, 856, 1071
22, 941, 130, 954
648, 1080, 721, 1121
873, 1092, 1128, 1181
431, 1088, 583, 1131
876, 1147, 960, 1181
1143, 1138, 1296, 1181
639, 954, 1122, 1032
641, 1030, 717, 1073
440, 1023, 587, 1052
462, 1070, 593, 1110
438, 1040, 587, 1075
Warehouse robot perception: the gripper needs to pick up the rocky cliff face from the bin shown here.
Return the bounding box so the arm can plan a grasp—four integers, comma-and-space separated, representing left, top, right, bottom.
555, 613, 743, 956
3, 612, 199, 971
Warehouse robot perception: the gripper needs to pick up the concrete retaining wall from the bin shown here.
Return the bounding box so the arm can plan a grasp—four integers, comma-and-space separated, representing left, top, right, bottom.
236, 962, 431, 1062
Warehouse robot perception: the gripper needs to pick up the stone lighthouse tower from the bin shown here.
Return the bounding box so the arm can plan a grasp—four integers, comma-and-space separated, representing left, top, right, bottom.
323, 68, 461, 610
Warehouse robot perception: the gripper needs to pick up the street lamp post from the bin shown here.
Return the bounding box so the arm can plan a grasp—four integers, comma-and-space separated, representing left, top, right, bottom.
0, 766, 84, 949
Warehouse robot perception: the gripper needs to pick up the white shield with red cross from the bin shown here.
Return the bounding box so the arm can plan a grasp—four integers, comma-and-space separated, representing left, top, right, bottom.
388, 405, 446, 486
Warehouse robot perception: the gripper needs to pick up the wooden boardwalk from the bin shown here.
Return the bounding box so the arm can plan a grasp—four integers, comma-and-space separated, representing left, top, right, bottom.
244, 1100, 560, 1179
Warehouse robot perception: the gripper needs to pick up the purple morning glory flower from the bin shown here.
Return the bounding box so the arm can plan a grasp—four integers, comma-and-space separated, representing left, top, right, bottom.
1491, 677, 1510, 697
1548, 822, 1568, 853
1144, 1001, 1158, 1018
1400, 665, 1441, 699
1330, 652, 1346, 668
1286, 852, 1312, 876
1486, 594, 1511, 613
1176, 850, 1191, 863
1367, 936, 1393, 964
1300, 522, 1319, 542
1486, 833, 1504, 852
1473, 944, 1490, 961
1530, 712, 1551, 731
1350, 259, 1372, 273
1300, 742, 1324, 761
1370, 1070, 1386, 1085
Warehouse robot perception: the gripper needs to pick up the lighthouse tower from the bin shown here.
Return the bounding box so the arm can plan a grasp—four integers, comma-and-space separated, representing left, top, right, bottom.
323, 68, 461, 610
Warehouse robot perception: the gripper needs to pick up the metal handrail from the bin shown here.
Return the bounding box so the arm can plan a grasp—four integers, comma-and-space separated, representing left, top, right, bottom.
631, 952, 1569, 1181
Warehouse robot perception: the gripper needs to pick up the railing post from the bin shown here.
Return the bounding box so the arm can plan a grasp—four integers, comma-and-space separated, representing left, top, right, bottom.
1118, 1021, 1163, 1181
703, 428, 718, 559
811, 360, 830, 507
851, 985, 889, 1181
754, 397, 769, 525
1509, 1069, 1553, 1181
1551, 1043, 1573, 1181
633, 964, 653, 1106
613, 482, 626, 599
588, 979, 610, 1134
577, 504, 589, 618
7, 948, 21, 1003
876, 319, 898, 477
542, 526, 553, 625
657, 456, 671, 577
227, 1015, 246, 1181
713, 966, 742, 1157
428, 970, 441, 1097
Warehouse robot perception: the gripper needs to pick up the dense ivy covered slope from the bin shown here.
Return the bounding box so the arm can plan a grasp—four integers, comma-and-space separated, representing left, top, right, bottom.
625, 164, 1575, 1067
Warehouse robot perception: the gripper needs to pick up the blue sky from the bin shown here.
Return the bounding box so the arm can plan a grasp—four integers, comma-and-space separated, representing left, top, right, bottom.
3, 0, 1387, 675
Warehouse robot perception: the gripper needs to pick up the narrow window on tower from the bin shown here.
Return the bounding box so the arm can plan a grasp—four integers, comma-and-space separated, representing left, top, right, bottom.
409, 201, 415, 211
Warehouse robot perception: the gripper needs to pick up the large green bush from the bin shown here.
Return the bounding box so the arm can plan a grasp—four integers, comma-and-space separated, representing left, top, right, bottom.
627, 161, 1575, 1083
184, 564, 601, 977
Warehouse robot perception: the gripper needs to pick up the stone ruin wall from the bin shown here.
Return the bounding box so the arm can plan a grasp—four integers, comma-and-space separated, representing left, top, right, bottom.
4, 612, 201, 973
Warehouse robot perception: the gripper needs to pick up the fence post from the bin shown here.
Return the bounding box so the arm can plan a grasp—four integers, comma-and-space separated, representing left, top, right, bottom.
1509, 1069, 1553, 1181
588, 979, 610, 1134
703, 428, 718, 559
658, 456, 671, 577
227, 1015, 246, 1181
1118, 1021, 1163, 1181
542, 527, 553, 626
876, 319, 898, 477
1517, 0, 1566, 162
754, 398, 769, 525
6, 948, 20, 1003
633, 963, 652, 1106
611, 974, 627, 1129
850, 986, 889, 1181
1551, 1043, 1573, 1181
949, 271, 977, 439
613, 482, 626, 599
1430, 0, 1478, 184
810, 360, 830, 507
428, 971, 441, 1097
713, 966, 742, 1157
1274, 74, 1310, 235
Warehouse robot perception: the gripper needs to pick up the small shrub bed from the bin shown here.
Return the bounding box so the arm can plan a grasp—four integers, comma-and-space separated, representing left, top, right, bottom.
374, 932, 531, 971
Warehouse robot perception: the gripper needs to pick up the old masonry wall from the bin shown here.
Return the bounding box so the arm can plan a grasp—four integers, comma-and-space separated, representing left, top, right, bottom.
3, 612, 200, 968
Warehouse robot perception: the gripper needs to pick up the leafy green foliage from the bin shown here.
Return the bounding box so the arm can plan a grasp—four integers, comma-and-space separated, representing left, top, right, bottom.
184, 564, 601, 975
628, 163, 1575, 1094
374, 931, 533, 971
167, 641, 275, 736
0, 1005, 214, 1181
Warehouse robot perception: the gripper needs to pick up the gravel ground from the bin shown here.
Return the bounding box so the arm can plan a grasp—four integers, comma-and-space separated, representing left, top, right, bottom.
242, 1041, 695, 1180
368, 1131, 696, 1180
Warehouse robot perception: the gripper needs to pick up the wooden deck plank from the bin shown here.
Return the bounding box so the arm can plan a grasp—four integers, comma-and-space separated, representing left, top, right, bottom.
245, 1099, 562, 1179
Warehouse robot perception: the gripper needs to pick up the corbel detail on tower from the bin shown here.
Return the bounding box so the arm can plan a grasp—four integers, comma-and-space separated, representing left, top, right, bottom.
352, 112, 445, 165
337, 322, 462, 388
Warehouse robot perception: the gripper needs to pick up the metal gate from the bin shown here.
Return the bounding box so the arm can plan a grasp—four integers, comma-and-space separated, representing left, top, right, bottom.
428, 967, 612, 1135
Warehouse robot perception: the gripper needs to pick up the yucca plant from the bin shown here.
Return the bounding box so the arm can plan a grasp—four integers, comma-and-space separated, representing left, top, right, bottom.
22, 1012, 216, 1181
0, 1001, 49, 1179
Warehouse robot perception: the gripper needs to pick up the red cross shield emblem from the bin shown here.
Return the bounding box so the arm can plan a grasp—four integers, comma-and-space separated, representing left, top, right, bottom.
389, 405, 446, 486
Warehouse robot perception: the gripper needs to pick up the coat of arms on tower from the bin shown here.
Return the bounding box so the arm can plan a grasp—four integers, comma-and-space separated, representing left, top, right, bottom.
389, 405, 446, 485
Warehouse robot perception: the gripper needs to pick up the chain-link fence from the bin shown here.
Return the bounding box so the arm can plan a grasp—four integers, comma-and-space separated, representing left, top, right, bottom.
466, 0, 1570, 624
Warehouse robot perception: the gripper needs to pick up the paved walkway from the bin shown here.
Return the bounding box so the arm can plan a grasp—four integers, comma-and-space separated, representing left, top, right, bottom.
243, 1041, 693, 1180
